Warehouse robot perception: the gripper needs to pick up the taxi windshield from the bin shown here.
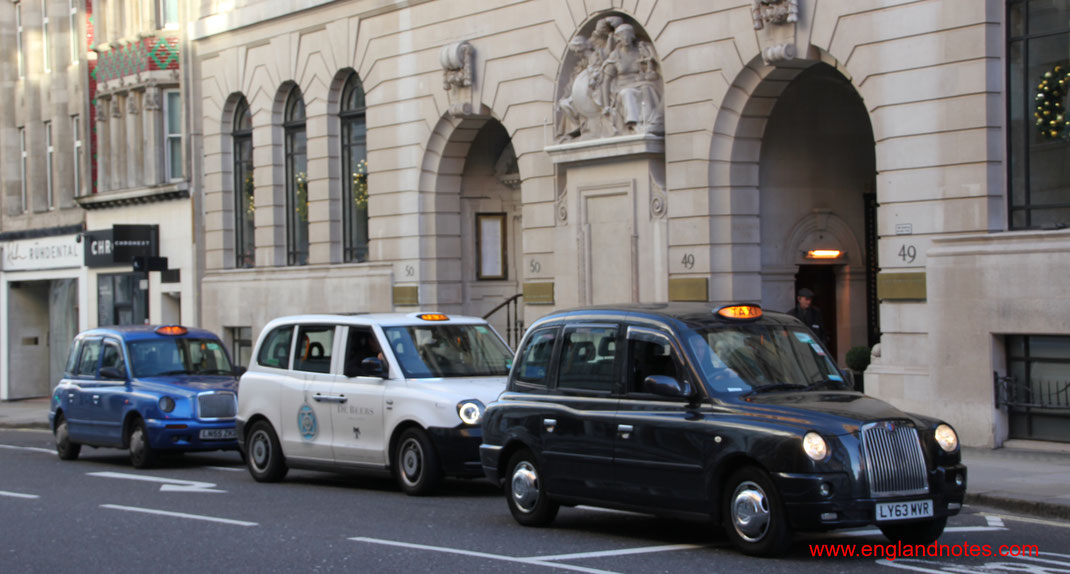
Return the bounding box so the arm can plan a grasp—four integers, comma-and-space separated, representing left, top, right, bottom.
688, 326, 844, 394
128, 338, 233, 378
382, 324, 513, 378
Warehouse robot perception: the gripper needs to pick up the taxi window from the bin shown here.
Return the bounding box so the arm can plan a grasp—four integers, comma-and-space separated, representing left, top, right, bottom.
626, 329, 680, 394
514, 328, 558, 387
65, 339, 83, 374
343, 327, 384, 378
294, 325, 334, 374
556, 325, 618, 393
75, 339, 103, 377
101, 340, 126, 374
257, 326, 294, 369
382, 323, 512, 378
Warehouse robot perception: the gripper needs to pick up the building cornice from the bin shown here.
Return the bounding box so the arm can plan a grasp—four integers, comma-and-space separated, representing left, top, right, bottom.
76, 183, 191, 210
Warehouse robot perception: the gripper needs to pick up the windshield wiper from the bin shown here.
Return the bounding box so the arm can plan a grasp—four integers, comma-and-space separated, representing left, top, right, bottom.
746, 383, 808, 394
804, 378, 848, 391
196, 369, 235, 375
149, 370, 191, 377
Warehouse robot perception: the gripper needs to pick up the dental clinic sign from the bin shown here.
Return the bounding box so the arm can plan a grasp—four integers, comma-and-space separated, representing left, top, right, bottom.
2, 235, 83, 271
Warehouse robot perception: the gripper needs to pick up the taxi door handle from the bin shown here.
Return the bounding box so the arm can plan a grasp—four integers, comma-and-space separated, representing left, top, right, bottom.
543, 419, 556, 433
92, 394, 101, 404
618, 424, 634, 439
385, 399, 394, 411
313, 394, 347, 404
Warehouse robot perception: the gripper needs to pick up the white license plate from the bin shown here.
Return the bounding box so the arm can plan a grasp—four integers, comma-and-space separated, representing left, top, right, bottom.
876, 499, 933, 522
199, 428, 237, 440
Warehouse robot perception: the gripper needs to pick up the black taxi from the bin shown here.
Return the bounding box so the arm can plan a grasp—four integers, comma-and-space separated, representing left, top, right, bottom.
479, 303, 966, 556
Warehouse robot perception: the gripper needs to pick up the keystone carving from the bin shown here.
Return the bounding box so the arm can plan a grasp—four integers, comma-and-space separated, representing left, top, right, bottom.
555, 16, 664, 142
752, 0, 799, 30
440, 41, 475, 117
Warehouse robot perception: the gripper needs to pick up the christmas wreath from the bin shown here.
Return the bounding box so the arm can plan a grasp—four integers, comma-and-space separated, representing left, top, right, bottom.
1035, 63, 1069, 140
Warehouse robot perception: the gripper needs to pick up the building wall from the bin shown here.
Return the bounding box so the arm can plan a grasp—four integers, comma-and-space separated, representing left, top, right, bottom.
189, 0, 1066, 447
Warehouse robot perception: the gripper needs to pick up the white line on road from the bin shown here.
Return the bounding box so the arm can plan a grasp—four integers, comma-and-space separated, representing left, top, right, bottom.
832, 526, 1006, 538
985, 515, 1005, 528
528, 543, 711, 562
87, 471, 225, 493
100, 504, 257, 527
980, 512, 1070, 529
0, 444, 57, 455
350, 537, 621, 574
0, 490, 40, 499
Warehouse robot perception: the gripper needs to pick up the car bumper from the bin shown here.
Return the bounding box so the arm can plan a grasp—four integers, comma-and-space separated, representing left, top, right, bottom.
774, 464, 967, 530
480, 443, 502, 484
427, 425, 484, 478
144, 418, 239, 452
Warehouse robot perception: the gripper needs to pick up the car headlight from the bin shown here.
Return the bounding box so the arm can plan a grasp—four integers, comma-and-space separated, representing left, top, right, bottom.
457, 400, 484, 425
802, 431, 828, 461
158, 396, 176, 413
934, 423, 958, 452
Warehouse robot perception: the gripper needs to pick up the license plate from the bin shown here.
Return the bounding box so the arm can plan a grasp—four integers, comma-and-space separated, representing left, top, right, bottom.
876, 499, 933, 522
199, 428, 237, 440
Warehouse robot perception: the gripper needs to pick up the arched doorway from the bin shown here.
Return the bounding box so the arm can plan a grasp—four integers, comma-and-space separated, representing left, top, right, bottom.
758, 62, 877, 365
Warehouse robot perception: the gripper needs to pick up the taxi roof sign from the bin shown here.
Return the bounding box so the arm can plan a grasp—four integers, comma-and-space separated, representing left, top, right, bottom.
155, 325, 189, 336
417, 313, 450, 321
716, 305, 763, 320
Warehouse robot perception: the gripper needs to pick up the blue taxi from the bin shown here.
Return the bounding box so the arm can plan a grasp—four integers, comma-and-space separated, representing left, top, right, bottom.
50, 325, 242, 468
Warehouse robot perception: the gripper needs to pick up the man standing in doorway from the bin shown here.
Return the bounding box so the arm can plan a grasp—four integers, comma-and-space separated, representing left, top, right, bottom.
789, 288, 827, 344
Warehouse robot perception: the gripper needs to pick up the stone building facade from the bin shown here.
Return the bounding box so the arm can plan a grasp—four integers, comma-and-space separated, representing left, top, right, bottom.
190, 0, 1070, 447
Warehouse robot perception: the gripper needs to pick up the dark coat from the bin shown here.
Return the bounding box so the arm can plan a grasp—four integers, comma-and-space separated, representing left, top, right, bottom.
789, 305, 826, 343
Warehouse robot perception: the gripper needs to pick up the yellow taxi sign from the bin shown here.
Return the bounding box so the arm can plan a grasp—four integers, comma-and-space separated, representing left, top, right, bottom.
417, 313, 450, 321
155, 325, 189, 336
716, 305, 763, 320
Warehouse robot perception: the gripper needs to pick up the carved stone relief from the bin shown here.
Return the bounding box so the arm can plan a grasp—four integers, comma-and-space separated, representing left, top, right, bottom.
128, 92, 141, 116
96, 98, 109, 122
751, 0, 799, 29
111, 97, 122, 118
649, 173, 667, 220
441, 41, 475, 117
555, 16, 664, 143
143, 84, 162, 112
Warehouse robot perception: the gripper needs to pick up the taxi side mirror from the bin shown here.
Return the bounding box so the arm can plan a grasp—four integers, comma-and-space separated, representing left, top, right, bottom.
359, 357, 386, 378
99, 366, 126, 380
643, 375, 691, 399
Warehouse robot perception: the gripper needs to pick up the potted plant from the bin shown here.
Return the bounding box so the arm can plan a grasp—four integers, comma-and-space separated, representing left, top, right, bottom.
845, 346, 871, 393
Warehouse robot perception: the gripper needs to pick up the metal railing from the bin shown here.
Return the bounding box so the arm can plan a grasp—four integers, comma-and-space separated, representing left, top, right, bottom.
995, 372, 1070, 410
483, 294, 523, 349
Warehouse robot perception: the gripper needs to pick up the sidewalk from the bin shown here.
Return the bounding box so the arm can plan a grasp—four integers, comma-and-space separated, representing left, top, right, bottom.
1, 397, 1069, 520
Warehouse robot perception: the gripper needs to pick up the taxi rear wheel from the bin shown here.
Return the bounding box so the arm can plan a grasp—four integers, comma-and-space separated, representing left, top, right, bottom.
54, 415, 81, 461
246, 421, 288, 482
128, 419, 158, 469
504, 450, 559, 527
880, 517, 947, 545
393, 428, 442, 496
721, 466, 791, 557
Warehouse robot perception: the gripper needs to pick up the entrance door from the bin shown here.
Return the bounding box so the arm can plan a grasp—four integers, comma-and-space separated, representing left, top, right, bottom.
795, 265, 837, 358
585, 190, 635, 305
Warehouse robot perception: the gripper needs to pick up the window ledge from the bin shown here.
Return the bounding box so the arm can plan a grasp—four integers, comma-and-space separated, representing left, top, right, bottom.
76, 183, 189, 210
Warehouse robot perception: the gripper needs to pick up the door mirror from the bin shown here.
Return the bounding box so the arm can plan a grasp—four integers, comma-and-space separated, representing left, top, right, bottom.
99, 366, 126, 380
643, 375, 691, 399
358, 357, 385, 378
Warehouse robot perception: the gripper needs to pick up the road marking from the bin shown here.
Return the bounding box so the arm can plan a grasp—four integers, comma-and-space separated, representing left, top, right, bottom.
205, 466, 245, 472
831, 525, 1007, 538
985, 515, 1004, 528
878, 552, 1070, 572
528, 543, 711, 561
100, 504, 257, 527
0, 490, 40, 499
350, 537, 621, 574
87, 471, 226, 493
0, 444, 57, 455
980, 511, 1070, 529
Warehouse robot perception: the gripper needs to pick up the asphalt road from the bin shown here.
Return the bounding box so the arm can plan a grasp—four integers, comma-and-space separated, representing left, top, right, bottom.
2, 428, 1068, 573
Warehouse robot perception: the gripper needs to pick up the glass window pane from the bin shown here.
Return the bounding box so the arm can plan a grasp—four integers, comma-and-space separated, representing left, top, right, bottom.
516, 329, 557, 385
294, 326, 334, 373
1028, 0, 1070, 36
1009, 1, 1026, 37
77, 340, 103, 376
168, 136, 182, 179
1010, 42, 1028, 209
1007, 335, 1026, 358
257, 326, 293, 369
166, 91, 181, 134
1029, 335, 1070, 359
557, 327, 617, 392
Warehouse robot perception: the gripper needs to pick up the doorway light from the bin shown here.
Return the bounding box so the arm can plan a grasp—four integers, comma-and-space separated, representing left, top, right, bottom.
805, 249, 843, 260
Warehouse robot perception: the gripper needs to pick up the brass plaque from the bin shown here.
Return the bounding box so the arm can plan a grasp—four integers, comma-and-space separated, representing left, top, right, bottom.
877, 271, 927, 301
393, 285, 419, 307
523, 282, 555, 305
668, 277, 708, 302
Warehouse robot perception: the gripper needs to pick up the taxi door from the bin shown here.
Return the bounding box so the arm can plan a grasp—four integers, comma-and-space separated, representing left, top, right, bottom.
288, 324, 339, 462
329, 325, 386, 466
271, 324, 334, 463
62, 337, 103, 441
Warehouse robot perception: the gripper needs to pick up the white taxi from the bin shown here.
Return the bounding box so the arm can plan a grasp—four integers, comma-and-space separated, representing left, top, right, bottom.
236, 312, 513, 495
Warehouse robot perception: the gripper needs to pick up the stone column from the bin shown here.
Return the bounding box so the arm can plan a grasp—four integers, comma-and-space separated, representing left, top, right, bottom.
96, 97, 110, 192
126, 90, 143, 187
109, 95, 124, 190
142, 84, 162, 185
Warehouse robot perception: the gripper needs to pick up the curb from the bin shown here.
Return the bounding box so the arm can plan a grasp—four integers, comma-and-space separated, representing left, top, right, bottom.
966, 492, 1070, 522
0, 421, 50, 430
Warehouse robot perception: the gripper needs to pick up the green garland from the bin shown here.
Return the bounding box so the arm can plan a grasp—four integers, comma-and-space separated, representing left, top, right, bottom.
1035, 63, 1069, 141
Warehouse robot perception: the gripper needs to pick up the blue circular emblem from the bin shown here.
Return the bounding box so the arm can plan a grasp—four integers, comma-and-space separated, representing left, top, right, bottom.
298, 404, 318, 440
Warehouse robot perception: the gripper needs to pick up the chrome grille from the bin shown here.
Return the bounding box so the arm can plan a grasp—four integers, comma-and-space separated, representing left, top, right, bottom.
197, 392, 237, 419
860, 422, 929, 497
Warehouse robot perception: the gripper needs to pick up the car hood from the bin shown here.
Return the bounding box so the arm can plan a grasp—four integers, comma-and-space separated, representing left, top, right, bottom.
134, 375, 238, 395
734, 391, 928, 435
403, 377, 507, 404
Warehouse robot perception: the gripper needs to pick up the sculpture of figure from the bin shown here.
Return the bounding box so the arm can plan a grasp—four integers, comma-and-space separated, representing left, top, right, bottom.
556, 36, 599, 140
600, 24, 663, 135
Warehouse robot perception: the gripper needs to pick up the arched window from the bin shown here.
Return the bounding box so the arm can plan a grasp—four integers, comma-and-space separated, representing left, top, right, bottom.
284, 86, 308, 266
233, 98, 254, 268
340, 72, 369, 263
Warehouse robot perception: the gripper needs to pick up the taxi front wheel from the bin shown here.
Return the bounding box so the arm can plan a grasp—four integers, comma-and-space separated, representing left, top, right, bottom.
393, 428, 442, 496
128, 419, 158, 469
721, 466, 791, 557
504, 450, 559, 527
246, 421, 288, 482
880, 517, 947, 545
54, 415, 81, 460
